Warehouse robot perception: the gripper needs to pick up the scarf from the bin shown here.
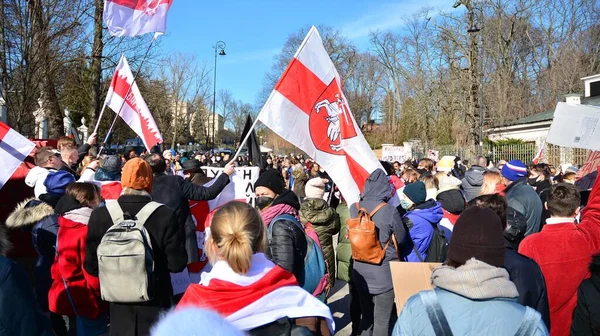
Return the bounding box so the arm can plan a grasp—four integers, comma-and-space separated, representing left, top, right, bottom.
432, 258, 519, 300
63, 207, 94, 225
260, 203, 299, 227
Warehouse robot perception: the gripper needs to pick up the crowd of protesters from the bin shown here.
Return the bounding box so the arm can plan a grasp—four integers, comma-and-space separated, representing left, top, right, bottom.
1, 132, 599, 336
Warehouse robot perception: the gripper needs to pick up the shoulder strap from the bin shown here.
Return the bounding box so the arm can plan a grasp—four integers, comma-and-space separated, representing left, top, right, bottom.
134, 201, 163, 227
412, 243, 424, 262
419, 290, 454, 336
105, 201, 125, 225
514, 307, 541, 336
270, 214, 303, 232
369, 203, 387, 217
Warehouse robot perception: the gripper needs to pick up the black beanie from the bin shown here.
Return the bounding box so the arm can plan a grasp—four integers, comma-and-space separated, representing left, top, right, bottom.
254, 169, 285, 195
448, 206, 506, 267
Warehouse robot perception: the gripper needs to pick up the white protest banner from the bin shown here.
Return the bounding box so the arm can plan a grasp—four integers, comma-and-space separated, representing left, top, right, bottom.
382, 145, 408, 163
547, 102, 600, 150
201, 166, 260, 206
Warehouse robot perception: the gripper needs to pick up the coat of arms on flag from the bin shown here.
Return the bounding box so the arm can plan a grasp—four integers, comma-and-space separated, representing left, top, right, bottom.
104, 0, 173, 37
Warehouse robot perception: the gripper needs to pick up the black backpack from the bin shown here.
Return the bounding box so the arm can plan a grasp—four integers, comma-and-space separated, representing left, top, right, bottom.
424, 225, 449, 263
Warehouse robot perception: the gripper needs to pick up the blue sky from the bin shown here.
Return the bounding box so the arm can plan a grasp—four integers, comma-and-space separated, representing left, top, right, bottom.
158, 0, 448, 107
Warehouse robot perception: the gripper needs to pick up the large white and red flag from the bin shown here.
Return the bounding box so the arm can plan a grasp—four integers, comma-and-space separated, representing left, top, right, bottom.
0, 122, 35, 190
104, 0, 173, 37
104, 55, 162, 151
257, 26, 382, 204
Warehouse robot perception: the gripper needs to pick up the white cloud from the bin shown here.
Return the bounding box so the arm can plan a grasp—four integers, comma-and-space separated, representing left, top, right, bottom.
340, 0, 447, 40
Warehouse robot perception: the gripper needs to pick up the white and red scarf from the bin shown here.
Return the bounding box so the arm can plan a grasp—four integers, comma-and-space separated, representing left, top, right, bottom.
178, 253, 334, 333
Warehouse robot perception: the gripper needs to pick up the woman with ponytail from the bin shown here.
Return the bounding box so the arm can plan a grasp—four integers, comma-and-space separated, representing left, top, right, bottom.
178, 201, 334, 336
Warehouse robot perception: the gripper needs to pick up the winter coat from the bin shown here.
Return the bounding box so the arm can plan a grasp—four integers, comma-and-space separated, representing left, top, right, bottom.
504, 244, 551, 330
349, 169, 410, 295
461, 165, 486, 201
151, 172, 230, 265
436, 189, 465, 242
571, 273, 600, 336
394, 259, 548, 336
335, 203, 352, 282
84, 194, 188, 336
519, 170, 600, 336
5, 199, 58, 311
25, 166, 56, 198
532, 179, 552, 231
265, 191, 308, 283
506, 178, 543, 236
300, 198, 340, 289
404, 200, 444, 262
292, 168, 308, 199
48, 195, 105, 319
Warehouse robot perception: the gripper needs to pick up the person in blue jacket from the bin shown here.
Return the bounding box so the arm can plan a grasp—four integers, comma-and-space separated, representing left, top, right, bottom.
394, 207, 548, 335
400, 181, 443, 261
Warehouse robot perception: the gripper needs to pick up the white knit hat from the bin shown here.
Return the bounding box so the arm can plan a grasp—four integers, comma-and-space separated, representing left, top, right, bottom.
438, 174, 462, 193
305, 178, 327, 199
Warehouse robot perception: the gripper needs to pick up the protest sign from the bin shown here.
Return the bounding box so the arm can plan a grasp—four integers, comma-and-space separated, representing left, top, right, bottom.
428, 150, 439, 162
547, 102, 600, 150
390, 261, 441, 315
577, 150, 600, 178
382, 145, 408, 163
201, 166, 260, 206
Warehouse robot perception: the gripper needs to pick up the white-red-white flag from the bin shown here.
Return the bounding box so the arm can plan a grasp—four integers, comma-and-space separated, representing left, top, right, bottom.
0, 122, 35, 190
104, 55, 162, 151
257, 26, 382, 204
104, 0, 173, 37
532, 141, 545, 165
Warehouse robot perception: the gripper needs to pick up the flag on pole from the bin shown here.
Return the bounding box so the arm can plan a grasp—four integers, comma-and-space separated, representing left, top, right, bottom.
104, 0, 173, 37
104, 55, 163, 151
257, 26, 382, 204
0, 122, 35, 190
532, 141, 545, 164
239, 115, 263, 168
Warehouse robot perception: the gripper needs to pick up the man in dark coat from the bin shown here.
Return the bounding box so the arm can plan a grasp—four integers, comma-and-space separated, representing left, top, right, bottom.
502, 159, 543, 236
84, 158, 188, 336
146, 153, 233, 265
571, 253, 600, 335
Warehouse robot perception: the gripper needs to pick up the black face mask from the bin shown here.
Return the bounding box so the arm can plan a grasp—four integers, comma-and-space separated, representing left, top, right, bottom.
255, 196, 274, 210
528, 178, 539, 186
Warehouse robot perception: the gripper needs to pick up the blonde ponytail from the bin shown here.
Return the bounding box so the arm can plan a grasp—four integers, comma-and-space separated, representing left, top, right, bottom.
209, 202, 266, 274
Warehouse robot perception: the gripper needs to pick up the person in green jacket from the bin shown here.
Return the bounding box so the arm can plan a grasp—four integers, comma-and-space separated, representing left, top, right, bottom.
300, 178, 340, 292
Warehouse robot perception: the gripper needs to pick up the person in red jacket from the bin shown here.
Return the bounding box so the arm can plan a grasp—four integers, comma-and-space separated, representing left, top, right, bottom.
49, 182, 107, 331
519, 172, 600, 336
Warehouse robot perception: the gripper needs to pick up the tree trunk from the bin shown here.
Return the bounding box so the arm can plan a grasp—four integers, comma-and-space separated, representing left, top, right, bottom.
90, 0, 104, 132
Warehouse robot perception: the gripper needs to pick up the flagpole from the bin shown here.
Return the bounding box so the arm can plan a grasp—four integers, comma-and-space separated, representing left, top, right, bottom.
97, 33, 159, 157
92, 103, 107, 135
231, 115, 261, 162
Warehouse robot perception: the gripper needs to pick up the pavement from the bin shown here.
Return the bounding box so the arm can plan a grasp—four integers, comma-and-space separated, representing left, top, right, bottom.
328, 280, 352, 335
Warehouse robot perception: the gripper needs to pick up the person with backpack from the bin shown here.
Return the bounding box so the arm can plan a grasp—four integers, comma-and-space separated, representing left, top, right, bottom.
300, 178, 340, 294
394, 207, 548, 335
84, 158, 188, 336
348, 169, 409, 336
177, 201, 334, 335
400, 181, 445, 262
49, 182, 108, 334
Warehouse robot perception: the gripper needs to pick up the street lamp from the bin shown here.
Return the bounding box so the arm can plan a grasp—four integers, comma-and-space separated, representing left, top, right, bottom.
212, 41, 226, 149
468, 20, 483, 155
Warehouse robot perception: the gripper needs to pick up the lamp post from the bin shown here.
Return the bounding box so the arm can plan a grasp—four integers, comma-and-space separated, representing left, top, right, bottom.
212, 41, 226, 149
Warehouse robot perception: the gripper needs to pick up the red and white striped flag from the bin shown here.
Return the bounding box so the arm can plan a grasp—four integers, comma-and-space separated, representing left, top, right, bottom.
104, 0, 173, 37
0, 122, 35, 190
257, 26, 382, 204
532, 141, 545, 165
104, 55, 162, 151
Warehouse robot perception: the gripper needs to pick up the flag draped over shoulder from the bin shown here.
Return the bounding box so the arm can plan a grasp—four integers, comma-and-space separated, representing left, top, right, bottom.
104, 0, 173, 37
257, 26, 382, 204
0, 122, 35, 190
104, 55, 163, 151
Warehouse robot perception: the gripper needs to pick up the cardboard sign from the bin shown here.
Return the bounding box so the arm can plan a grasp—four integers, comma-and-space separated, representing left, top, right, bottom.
390, 261, 441, 315
382, 145, 408, 163
201, 166, 260, 206
577, 150, 600, 179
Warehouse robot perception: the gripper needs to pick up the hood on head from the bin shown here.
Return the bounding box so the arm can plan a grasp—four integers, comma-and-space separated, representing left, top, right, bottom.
5, 198, 55, 228
436, 189, 466, 214
464, 166, 486, 186
362, 169, 392, 202
410, 200, 444, 224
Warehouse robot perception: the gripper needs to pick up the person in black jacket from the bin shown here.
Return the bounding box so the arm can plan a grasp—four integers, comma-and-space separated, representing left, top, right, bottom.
146, 153, 233, 265
571, 253, 600, 336
528, 164, 552, 230
254, 169, 308, 284
468, 194, 551, 330
84, 158, 188, 336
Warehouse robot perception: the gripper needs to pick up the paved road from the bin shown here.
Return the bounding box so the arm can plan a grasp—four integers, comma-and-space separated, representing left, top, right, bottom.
328, 280, 352, 336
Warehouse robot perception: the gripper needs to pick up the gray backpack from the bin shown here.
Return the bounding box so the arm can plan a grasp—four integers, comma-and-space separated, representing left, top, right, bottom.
97, 201, 162, 303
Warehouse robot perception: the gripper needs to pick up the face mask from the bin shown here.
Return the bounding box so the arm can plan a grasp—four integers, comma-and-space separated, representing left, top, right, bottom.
528, 177, 539, 186
400, 199, 413, 210
255, 196, 274, 210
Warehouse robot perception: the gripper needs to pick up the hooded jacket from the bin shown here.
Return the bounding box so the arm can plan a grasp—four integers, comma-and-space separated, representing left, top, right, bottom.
436, 189, 465, 242
0, 224, 54, 336
505, 178, 543, 236
292, 168, 308, 199
335, 203, 352, 283
300, 198, 340, 289
5, 198, 58, 310
25, 166, 55, 198
349, 170, 410, 295
404, 200, 444, 262
461, 165, 486, 201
